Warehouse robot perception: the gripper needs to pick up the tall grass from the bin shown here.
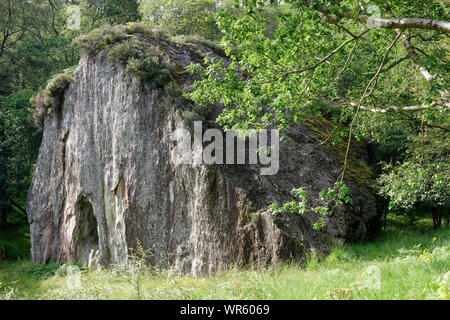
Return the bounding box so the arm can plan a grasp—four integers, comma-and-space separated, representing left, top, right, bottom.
0, 215, 448, 300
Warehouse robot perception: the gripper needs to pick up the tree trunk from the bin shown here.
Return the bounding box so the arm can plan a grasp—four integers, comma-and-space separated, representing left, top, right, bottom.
377, 195, 389, 232
0, 106, 6, 231
438, 208, 442, 229
431, 207, 442, 230
0, 244, 7, 261
0, 207, 7, 231
0, 188, 8, 231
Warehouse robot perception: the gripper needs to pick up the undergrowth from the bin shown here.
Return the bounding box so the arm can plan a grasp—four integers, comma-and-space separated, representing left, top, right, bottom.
30, 68, 75, 131
73, 23, 175, 88
30, 23, 177, 131
171, 34, 225, 56
0, 215, 448, 300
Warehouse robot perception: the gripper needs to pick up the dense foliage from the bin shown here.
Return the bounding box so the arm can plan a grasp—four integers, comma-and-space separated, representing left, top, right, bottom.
0, 91, 41, 229
0, 0, 448, 229
1, 217, 449, 299
186, 0, 449, 223
139, 0, 226, 40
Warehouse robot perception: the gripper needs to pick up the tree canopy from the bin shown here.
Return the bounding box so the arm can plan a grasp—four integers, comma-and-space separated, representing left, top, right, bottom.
187, 0, 449, 217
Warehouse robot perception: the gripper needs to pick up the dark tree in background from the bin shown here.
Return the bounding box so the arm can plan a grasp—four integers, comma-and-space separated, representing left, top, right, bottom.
0, 91, 41, 230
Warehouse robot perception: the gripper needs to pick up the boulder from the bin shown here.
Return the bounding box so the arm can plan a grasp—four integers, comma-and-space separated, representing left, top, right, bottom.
27, 30, 380, 275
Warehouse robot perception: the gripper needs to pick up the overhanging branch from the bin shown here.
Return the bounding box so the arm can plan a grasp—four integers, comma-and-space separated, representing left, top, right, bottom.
352, 92, 450, 113
397, 30, 435, 81
356, 103, 435, 113
287, 28, 370, 75
361, 55, 409, 75
356, 16, 450, 33
301, 1, 450, 33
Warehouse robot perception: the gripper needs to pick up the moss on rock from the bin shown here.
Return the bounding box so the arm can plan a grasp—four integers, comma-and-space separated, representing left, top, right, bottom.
72, 25, 128, 56
109, 40, 175, 88
302, 113, 373, 188
72, 24, 174, 88
171, 34, 226, 56
31, 68, 75, 131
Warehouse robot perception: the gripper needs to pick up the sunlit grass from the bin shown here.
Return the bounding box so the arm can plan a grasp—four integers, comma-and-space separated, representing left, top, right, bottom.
0, 216, 449, 300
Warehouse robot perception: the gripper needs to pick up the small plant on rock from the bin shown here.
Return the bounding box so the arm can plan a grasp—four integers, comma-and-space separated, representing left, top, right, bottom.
30, 68, 75, 130
125, 22, 167, 39
74, 24, 175, 88
72, 25, 128, 56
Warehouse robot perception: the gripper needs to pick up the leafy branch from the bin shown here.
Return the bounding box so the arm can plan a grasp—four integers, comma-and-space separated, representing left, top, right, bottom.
270, 182, 353, 230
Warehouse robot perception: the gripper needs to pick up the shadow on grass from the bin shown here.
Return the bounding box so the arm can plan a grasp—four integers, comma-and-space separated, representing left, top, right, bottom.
336, 215, 450, 263
0, 223, 30, 261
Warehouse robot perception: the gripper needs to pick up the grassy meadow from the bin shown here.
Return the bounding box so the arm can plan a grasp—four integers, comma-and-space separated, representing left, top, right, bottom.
0, 215, 449, 300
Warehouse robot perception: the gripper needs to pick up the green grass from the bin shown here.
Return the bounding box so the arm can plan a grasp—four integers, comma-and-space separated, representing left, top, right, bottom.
0, 209, 30, 260
0, 215, 449, 300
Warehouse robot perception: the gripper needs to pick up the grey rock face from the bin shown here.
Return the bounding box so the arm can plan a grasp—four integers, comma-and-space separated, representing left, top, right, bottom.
27, 39, 380, 275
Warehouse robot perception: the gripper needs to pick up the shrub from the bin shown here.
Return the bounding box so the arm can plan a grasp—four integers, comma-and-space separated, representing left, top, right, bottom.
125, 22, 168, 39
30, 93, 47, 131
72, 25, 128, 56
115, 240, 150, 300
43, 72, 74, 108
108, 37, 175, 88
30, 69, 75, 131
126, 54, 173, 87
23, 260, 62, 280
108, 40, 140, 65
74, 25, 175, 88
171, 34, 225, 55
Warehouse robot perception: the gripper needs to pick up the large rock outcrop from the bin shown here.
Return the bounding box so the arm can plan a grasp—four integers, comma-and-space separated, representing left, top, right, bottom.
27, 28, 380, 276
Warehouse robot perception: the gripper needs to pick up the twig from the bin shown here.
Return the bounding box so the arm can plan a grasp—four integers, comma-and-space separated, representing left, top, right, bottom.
340, 32, 402, 181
